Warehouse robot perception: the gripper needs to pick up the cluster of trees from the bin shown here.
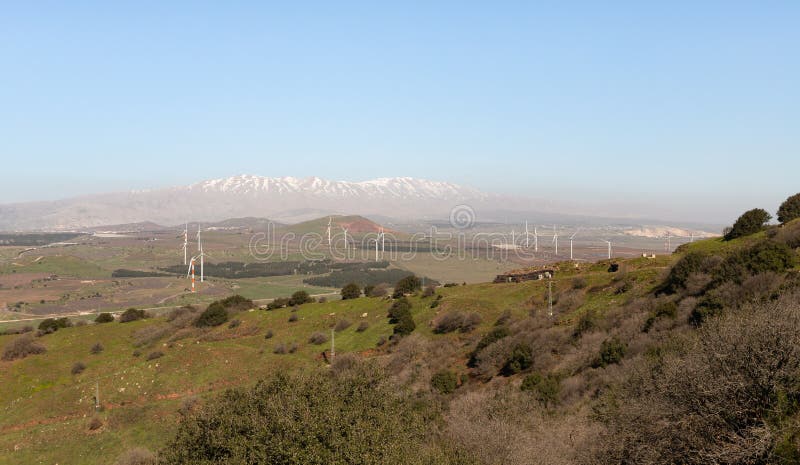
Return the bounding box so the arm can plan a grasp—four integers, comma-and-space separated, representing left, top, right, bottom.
724, 192, 800, 240
305, 269, 430, 289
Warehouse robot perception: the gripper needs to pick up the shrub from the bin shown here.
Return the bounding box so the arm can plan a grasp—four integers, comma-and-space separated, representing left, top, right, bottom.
340, 282, 361, 300
394, 275, 422, 295
71, 361, 87, 375
777, 192, 800, 224
318, 296, 327, 304
434, 312, 483, 334
132, 350, 141, 357
501, 344, 533, 376
495, 310, 512, 326
194, 303, 228, 327
159, 365, 431, 464
309, 332, 329, 345
572, 277, 588, 289
145, 351, 164, 361
431, 370, 458, 394
288, 290, 312, 306
113, 447, 156, 465
387, 297, 412, 323
288, 313, 299, 323
393, 313, 416, 336
266, 297, 290, 310
661, 251, 714, 294
422, 285, 437, 298
119, 308, 148, 323
90, 343, 104, 354
468, 326, 510, 367
88, 417, 103, 431
273, 343, 288, 354
1, 335, 46, 361
368, 283, 389, 298
363, 285, 375, 297
376, 336, 387, 346
725, 208, 772, 240
520, 373, 560, 407
573, 310, 600, 338
643, 301, 678, 332
219, 294, 254, 310
264, 329, 274, 339
594, 337, 626, 367
356, 321, 369, 332
288, 342, 298, 353
227, 319, 241, 329
334, 319, 352, 332
94, 313, 114, 324
38, 317, 71, 333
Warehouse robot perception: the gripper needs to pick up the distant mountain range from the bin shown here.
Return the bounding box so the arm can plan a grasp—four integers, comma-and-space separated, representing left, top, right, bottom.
0, 175, 721, 233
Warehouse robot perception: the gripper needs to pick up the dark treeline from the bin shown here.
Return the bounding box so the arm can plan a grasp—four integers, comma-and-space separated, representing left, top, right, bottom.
158, 260, 390, 280
0, 233, 84, 246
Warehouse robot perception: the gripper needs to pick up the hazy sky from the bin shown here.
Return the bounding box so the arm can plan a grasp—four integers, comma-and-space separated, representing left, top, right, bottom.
1, 1, 798, 223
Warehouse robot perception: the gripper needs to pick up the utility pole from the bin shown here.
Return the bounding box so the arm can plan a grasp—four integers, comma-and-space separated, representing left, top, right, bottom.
547, 280, 553, 318
330, 328, 335, 363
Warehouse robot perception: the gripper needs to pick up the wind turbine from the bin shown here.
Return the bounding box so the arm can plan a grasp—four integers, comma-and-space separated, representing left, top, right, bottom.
552, 225, 558, 255
380, 228, 385, 253
326, 217, 333, 245
181, 222, 188, 265
187, 256, 197, 293
604, 240, 612, 259
510, 229, 516, 248
524, 221, 530, 248
341, 226, 349, 251
569, 228, 580, 260
534, 226, 538, 252
196, 225, 204, 283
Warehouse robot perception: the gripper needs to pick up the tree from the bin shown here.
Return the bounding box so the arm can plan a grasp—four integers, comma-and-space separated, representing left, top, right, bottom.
340, 283, 361, 300
95, 313, 114, 324
777, 192, 800, 224
394, 275, 422, 295
119, 308, 148, 323
288, 290, 312, 306
194, 303, 228, 327
159, 364, 433, 465
724, 208, 771, 240
38, 317, 71, 333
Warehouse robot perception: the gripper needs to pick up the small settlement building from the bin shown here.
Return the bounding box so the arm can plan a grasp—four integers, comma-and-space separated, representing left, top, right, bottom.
493, 268, 555, 284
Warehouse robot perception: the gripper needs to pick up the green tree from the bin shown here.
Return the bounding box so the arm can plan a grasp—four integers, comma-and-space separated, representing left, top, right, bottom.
501, 344, 533, 376
288, 290, 312, 306
340, 282, 361, 300
724, 208, 771, 240
777, 193, 800, 224
119, 308, 148, 323
194, 303, 228, 327
394, 275, 422, 295
430, 370, 458, 394
159, 364, 433, 465
94, 313, 114, 324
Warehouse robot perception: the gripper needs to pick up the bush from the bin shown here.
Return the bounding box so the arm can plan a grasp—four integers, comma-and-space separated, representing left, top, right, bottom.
90, 343, 104, 354
273, 343, 288, 354
1, 334, 46, 361
388, 297, 412, 323
394, 275, 422, 295
228, 319, 241, 329
288, 290, 312, 306
94, 313, 114, 324
38, 317, 71, 333
219, 294, 254, 310
194, 303, 228, 327
661, 251, 714, 294
393, 313, 416, 336
88, 417, 103, 431
266, 297, 290, 310
309, 332, 329, 345
725, 208, 772, 240
71, 361, 87, 375
113, 447, 156, 465
356, 321, 369, 332
571, 277, 588, 289
264, 329, 274, 339
573, 310, 600, 338
340, 282, 361, 300
594, 337, 626, 367
431, 370, 458, 394
159, 365, 431, 464
288, 342, 298, 353
288, 313, 299, 323
643, 301, 678, 332
468, 326, 510, 367
520, 373, 560, 407
119, 308, 148, 323
146, 351, 164, 361
363, 285, 375, 297
501, 344, 533, 376
422, 285, 437, 298
434, 312, 482, 334
778, 192, 800, 224
334, 319, 352, 332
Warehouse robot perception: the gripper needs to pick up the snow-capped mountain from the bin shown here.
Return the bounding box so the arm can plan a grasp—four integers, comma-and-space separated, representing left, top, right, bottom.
0, 176, 497, 230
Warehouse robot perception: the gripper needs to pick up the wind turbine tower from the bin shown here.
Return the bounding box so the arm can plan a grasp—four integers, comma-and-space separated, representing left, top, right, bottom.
604, 240, 612, 259
534, 227, 538, 252
552, 225, 558, 255
182, 222, 188, 265
326, 217, 333, 245
570, 229, 580, 260
524, 221, 530, 248
196, 226, 204, 282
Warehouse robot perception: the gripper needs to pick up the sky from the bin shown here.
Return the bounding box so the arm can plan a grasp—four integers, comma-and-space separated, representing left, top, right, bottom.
1, 1, 798, 223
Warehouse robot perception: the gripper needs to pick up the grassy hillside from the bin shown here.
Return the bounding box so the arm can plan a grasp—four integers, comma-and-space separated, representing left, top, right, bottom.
1, 219, 799, 464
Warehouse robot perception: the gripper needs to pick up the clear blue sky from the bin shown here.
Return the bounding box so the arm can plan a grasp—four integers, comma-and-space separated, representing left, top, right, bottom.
1, 1, 798, 222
